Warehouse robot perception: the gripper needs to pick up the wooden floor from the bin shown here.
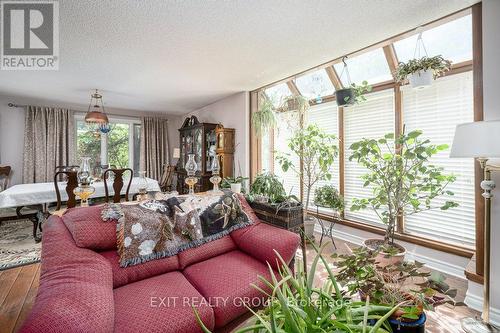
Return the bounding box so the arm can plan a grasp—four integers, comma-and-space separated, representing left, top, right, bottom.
0, 238, 479, 333
0, 264, 40, 333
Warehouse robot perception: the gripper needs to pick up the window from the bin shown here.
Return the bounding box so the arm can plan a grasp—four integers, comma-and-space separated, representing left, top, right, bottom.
264, 83, 292, 107
305, 101, 339, 212
75, 116, 141, 172
344, 89, 395, 225
333, 48, 393, 86
402, 72, 475, 248
394, 15, 472, 64
295, 69, 335, 100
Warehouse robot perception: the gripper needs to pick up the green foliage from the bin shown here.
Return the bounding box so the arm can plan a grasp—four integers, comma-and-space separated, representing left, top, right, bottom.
194, 243, 405, 333
349, 130, 458, 243
276, 124, 338, 212
249, 172, 288, 203
281, 95, 310, 113
394, 55, 452, 82
346, 81, 373, 105
314, 185, 344, 212
221, 176, 248, 187
252, 96, 277, 136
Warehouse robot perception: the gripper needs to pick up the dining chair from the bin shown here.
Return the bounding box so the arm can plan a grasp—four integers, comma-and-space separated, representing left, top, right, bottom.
54, 171, 79, 210
103, 168, 133, 203
0, 166, 11, 192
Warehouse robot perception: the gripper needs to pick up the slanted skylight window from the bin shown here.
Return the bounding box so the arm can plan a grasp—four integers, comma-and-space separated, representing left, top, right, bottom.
295, 69, 335, 100
333, 48, 392, 86
394, 15, 472, 64
264, 83, 292, 107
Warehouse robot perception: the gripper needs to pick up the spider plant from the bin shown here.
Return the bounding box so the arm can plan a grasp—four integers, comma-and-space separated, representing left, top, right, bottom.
252, 95, 277, 136
194, 244, 406, 333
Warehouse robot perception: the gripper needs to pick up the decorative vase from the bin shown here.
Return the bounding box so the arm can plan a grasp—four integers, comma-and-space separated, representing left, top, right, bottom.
230, 183, 241, 193
209, 155, 222, 193
184, 153, 198, 195
78, 157, 92, 185
335, 88, 355, 107
408, 70, 433, 89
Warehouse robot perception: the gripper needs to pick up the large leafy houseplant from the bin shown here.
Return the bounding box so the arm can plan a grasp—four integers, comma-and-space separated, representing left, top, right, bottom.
194, 244, 406, 333
349, 130, 458, 251
248, 172, 288, 204
276, 124, 338, 216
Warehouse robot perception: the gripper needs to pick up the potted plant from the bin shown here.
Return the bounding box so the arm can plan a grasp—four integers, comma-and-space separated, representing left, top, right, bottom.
281, 94, 310, 113
246, 172, 303, 230
349, 130, 458, 265
276, 124, 338, 239
394, 55, 452, 89
313, 184, 345, 218
221, 176, 248, 193
195, 244, 405, 333
252, 94, 277, 136
335, 80, 372, 107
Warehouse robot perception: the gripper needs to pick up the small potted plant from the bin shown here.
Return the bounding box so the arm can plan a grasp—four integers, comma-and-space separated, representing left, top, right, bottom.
349, 130, 458, 265
394, 55, 452, 89
281, 94, 310, 113
313, 184, 344, 218
335, 80, 372, 107
221, 176, 248, 193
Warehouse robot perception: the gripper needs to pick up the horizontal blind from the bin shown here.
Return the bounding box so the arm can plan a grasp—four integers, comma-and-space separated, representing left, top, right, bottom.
305, 101, 340, 213
344, 89, 395, 225
402, 71, 475, 248
273, 112, 301, 198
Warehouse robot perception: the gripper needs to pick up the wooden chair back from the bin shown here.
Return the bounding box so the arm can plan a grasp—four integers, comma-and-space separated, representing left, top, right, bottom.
54, 165, 79, 181
159, 165, 176, 192
54, 171, 78, 210
0, 166, 11, 192
103, 168, 133, 203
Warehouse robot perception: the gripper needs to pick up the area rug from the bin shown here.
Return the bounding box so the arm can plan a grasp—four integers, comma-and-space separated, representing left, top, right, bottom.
0, 219, 41, 270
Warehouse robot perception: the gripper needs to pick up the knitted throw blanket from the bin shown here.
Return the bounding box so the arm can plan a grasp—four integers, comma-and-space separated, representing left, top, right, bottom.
102, 191, 252, 267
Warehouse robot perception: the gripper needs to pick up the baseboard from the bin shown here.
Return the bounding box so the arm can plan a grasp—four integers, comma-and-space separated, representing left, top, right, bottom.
314, 224, 466, 279
465, 281, 500, 326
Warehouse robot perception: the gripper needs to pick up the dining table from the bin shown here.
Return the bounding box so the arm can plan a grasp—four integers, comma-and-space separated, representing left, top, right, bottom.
0, 177, 161, 242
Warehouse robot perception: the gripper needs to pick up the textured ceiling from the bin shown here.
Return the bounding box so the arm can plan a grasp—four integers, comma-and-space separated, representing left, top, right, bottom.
0, 0, 478, 115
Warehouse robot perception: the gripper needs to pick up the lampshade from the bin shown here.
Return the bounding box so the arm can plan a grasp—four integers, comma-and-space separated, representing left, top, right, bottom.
450, 120, 500, 158
85, 89, 109, 124
85, 110, 109, 124
173, 148, 181, 159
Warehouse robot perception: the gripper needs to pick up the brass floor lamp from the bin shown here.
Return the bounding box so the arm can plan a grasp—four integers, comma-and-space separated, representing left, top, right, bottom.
450, 120, 500, 333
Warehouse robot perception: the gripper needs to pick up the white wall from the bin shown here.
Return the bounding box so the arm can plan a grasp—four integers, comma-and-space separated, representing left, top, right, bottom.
184, 92, 250, 177
479, 0, 500, 324
0, 94, 182, 185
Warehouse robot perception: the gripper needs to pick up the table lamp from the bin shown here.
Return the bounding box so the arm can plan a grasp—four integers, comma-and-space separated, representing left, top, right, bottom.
450, 120, 500, 333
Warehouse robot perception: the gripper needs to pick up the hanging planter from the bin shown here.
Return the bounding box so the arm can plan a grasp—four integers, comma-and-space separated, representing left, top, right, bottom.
393, 31, 451, 89
251, 94, 276, 136
335, 57, 372, 107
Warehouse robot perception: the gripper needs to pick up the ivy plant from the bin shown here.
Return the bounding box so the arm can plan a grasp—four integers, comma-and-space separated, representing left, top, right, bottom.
348, 130, 458, 245
394, 55, 451, 83
276, 124, 338, 214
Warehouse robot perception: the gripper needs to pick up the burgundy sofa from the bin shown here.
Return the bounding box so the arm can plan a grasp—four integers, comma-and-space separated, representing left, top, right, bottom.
20, 200, 300, 333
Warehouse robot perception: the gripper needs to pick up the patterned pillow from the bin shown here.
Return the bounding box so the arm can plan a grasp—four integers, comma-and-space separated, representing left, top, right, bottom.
62, 205, 117, 250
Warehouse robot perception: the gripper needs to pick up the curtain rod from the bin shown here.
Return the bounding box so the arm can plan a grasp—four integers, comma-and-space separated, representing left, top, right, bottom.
8, 103, 26, 108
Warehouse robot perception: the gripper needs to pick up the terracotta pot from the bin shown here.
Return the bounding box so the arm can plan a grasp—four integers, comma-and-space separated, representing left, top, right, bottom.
364, 238, 406, 267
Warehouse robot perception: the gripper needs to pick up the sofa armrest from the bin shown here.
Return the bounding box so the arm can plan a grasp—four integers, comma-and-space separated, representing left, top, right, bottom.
19, 216, 114, 333
231, 222, 300, 270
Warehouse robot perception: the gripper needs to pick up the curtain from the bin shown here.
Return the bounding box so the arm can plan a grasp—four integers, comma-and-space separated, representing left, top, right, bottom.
23, 106, 75, 183
140, 117, 170, 181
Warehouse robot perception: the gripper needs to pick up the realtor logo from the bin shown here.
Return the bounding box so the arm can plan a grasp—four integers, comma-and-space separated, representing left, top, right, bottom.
1, 0, 59, 70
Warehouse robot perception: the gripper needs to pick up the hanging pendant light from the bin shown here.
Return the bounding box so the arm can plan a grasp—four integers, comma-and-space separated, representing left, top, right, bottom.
85, 89, 109, 125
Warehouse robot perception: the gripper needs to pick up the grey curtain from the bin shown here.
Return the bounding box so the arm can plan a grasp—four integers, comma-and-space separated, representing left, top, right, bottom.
140, 117, 170, 181
23, 106, 75, 183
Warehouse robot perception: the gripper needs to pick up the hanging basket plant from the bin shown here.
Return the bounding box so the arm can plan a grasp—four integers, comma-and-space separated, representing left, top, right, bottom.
393, 31, 451, 89
335, 57, 372, 107
251, 94, 276, 136
281, 95, 310, 113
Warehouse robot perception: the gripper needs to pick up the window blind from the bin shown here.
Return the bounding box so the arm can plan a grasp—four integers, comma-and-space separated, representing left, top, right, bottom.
305, 101, 340, 212
402, 71, 475, 248
344, 89, 395, 225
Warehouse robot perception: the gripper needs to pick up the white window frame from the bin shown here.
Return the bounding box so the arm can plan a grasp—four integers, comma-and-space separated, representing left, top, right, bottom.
74, 113, 141, 168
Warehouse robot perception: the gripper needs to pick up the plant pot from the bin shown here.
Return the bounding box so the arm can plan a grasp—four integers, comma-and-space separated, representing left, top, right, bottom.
408, 70, 433, 89
335, 88, 355, 107
363, 238, 406, 267
388, 312, 426, 333
230, 183, 242, 193
304, 216, 316, 241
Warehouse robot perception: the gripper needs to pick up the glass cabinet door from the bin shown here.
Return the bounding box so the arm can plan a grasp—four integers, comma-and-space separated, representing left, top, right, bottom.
194, 128, 202, 171
206, 129, 216, 172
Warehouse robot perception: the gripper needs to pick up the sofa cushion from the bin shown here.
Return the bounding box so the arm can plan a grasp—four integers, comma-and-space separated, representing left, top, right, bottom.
100, 250, 180, 288
114, 271, 215, 333
62, 205, 117, 250
183, 250, 272, 328
177, 235, 237, 269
